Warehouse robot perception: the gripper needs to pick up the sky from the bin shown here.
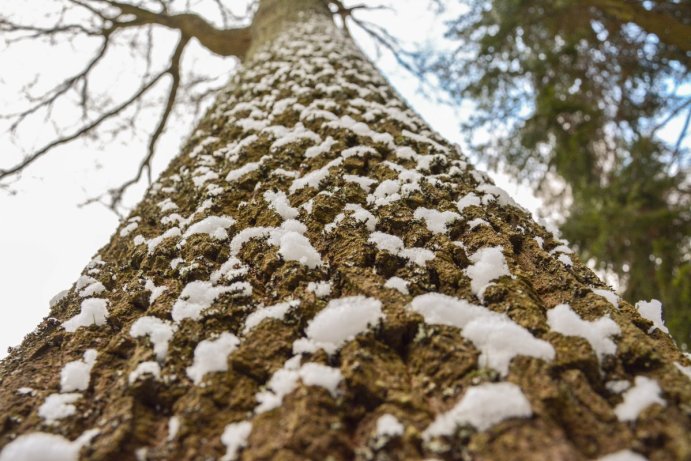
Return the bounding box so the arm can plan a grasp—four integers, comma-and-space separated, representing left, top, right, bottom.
0, 0, 547, 357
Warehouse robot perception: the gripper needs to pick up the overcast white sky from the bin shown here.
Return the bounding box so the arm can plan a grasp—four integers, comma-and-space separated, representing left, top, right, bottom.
0, 0, 562, 356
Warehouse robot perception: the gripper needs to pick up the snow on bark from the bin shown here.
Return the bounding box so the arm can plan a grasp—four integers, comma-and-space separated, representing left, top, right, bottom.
465, 246, 511, 301
186, 332, 240, 384
243, 300, 300, 334
172, 281, 244, 322
293, 296, 383, 354
59, 349, 97, 392
375, 414, 405, 438
38, 393, 81, 423
597, 451, 649, 461
220, 421, 252, 461
411, 293, 554, 376
0, 429, 99, 461
62, 298, 109, 332
614, 376, 666, 422
128, 361, 161, 384
1, 5, 689, 461
130, 316, 177, 360
547, 304, 620, 363
423, 382, 532, 437
635, 299, 669, 334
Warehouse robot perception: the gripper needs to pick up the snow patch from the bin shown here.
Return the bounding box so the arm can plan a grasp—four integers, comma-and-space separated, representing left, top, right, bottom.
63, 298, 109, 332
255, 359, 342, 413
592, 288, 620, 308
411, 293, 554, 376
414, 208, 460, 234
210, 257, 249, 284
172, 281, 242, 322
289, 157, 343, 193
547, 304, 620, 362
128, 361, 161, 384
463, 316, 555, 376
296, 362, 342, 397
277, 231, 323, 268
673, 362, 691, 382
384, 277, 409, 295
476, 184, 519, 208
243, 300, 299, 334
293, 296, 383, 355
157, 198, 178, 212
220, 421, 252, 461
60, 349, 97, 393
39, 393, 81, 423
226, 156, 268, 182
467, 218, 489, 230
635, 299, 669, 334
167, 416, 180, 441
457, 192, 481, 212
183, 216, 236, 241
606, 380, 631, 394
423, 382, 531, 438
130, 316, 177, 360
368, 231, 435, 267
229, 220, 322, 269
49, 290, 70, 308
368, 179, 401, 207
597, 450, 648, 461
614, 376, 665, 422
144, 279, 167, 304
307, 281, 331, 298
304, 136, 337, 159
0, 429, 99, 461
264, 190, 299, 220
343, 174, 377, 192
375, 414, 404, 438
187, 332, 240, 385
465, 246, 511, 301
325, 204, 377, 233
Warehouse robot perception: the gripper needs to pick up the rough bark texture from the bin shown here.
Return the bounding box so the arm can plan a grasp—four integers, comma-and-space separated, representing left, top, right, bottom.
1, 2, 690, 461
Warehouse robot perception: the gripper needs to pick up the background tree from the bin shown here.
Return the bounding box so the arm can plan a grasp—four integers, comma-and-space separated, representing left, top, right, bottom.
430, 0, 691, 346
0, 1, 690, 460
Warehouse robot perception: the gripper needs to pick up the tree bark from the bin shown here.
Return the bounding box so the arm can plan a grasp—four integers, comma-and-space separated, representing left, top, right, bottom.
1, 1, 689, 460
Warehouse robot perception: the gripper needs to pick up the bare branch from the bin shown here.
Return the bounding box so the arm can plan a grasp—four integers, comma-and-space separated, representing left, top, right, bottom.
3, 36, 112, 131
349, 16, 422, 78
105, 33, 190, 210
0, 0, 257, 207
0, 69, 168, 180
91, 0, 252, 57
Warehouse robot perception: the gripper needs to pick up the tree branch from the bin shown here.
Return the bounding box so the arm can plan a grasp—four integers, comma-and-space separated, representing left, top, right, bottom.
105, 33, 190, 210
586, 0, 691, 54
94, 0, 252, 57
0, 69, 168, 180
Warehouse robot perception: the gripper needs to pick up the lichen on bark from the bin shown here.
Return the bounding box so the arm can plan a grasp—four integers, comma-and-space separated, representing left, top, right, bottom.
0, 1, 689, 461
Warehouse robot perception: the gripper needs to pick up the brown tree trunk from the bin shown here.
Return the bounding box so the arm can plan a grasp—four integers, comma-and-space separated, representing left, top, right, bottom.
1, 1, 689, 460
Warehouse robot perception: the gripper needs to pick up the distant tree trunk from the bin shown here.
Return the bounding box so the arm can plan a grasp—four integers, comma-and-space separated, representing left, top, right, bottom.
0, 1, 689, 460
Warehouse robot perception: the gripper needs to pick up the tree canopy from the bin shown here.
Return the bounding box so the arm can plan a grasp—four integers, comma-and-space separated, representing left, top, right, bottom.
430, 0, 691, 346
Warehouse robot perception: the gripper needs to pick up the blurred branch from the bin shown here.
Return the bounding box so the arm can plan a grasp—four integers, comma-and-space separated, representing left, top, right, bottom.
586, 0, 691, 54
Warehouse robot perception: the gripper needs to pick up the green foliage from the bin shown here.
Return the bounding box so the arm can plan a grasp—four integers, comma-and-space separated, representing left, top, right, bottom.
432, 0, 691, 346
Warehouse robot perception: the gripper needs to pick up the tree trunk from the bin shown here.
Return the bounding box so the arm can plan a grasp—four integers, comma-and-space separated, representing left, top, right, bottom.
1, 2, 689, 460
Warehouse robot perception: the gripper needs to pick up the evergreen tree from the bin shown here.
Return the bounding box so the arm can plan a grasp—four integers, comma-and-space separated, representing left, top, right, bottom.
431, 0, 691, 346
